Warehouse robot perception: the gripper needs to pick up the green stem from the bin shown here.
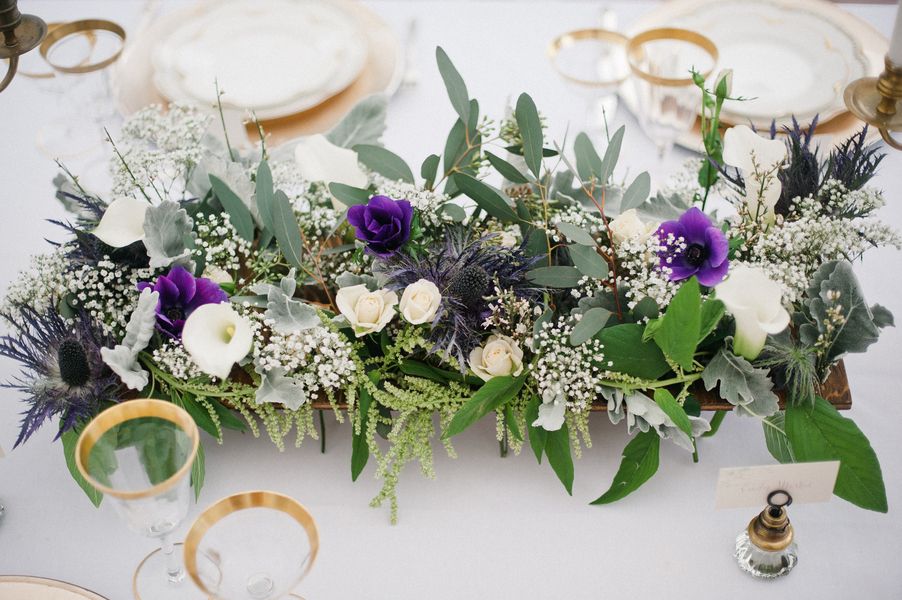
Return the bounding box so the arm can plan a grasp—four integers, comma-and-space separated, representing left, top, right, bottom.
319, 410, 326, 454
702, 410, 727, 438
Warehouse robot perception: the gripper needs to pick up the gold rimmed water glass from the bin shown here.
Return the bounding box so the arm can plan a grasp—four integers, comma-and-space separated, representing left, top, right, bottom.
36, 18, 126, 159
548, 28, 630, 134
627, 27, 718, 158
75, 399, 205, 599
185, 491, 320, 600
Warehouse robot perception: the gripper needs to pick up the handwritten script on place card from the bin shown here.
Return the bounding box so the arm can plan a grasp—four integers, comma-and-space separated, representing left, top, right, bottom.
715, 462, 840, 509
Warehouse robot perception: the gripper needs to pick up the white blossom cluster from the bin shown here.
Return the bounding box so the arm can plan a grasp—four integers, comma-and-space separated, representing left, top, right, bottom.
531, 317, 609, 411
269, 159, 313, 204
733, 182, 901, 303
111, 104, 211, 199
481, 285, 540, 341
255, 325, 356, 398
0, 247, 72, 321
194, 212, 252, 273
152, 339, 205, 381
616, 233, 679, 310
372, 175, 451, 228
68, 260, 156, 336
550, 204, 607, 238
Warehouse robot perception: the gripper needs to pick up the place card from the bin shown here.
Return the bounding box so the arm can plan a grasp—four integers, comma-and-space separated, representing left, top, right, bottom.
715, 461, 840, 509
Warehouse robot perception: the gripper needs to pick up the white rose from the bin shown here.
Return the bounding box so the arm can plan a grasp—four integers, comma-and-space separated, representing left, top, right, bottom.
469, 334, 524, 381
293, 134, 368, 211
335, 284, 398, 337
202, 264, 233, 285
715, 265, 790, 360
92, 196, 149, 248
182, 303, 254, 379
609, 208, 658, 244
722, 125, 787, 221
498, 229, 519, 247
399, 279, 441, 325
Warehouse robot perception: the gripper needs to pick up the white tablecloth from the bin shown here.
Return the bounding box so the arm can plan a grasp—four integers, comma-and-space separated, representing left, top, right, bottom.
1, 2, 901, 599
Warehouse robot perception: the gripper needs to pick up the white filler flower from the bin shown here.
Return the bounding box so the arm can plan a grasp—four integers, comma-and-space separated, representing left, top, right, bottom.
294, 134, 368, 210
399, 279, 442, 325
715, 265, 790, 360
182, 303, 254, 379
92, 197, 149, 248
335, 284, 398, 337
722, 125, 787, 220
469, 334, 524, 382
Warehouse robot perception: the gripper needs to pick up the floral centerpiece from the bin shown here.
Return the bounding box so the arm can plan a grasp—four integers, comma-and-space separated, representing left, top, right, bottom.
2, 50, 897, 521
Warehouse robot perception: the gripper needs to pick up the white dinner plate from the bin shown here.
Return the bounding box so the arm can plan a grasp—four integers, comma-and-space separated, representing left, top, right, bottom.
627, 0, 884, 130
151, 0, 368, 120
0, 576, 109, 600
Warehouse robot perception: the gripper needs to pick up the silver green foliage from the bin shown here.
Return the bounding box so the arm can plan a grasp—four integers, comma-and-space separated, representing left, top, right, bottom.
143, 201, 194, 269
252, 269, 319, 334
601, 387, 710, 452
100, 288, 158, 389
325, 94, 388, 149
256, 367, 307, 411
702, 348, 779, 417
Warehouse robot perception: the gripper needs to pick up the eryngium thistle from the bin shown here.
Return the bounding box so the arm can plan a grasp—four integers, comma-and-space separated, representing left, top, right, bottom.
378, 227, 542, 368
0, 306, 120, 446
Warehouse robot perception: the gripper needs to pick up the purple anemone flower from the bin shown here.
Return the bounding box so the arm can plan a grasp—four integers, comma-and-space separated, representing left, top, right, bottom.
347, 195, 414, 258
656, 207, 729, 287
137, 265, 228, 337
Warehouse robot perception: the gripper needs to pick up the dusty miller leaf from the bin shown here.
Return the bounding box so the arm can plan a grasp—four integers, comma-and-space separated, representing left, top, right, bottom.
101, 289, 158, 390
143, 201, 194, 269
263, 270, 320, 334
702, 348, 779, 417
326, 94, 387, 148
256, 368, 307, 411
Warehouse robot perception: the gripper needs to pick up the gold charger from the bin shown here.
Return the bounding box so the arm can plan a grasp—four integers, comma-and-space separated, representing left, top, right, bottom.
113, 0, 401, 147
0, 576, 109, 600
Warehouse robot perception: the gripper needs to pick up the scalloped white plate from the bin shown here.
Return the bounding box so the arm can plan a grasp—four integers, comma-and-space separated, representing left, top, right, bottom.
0, 576, 109, 600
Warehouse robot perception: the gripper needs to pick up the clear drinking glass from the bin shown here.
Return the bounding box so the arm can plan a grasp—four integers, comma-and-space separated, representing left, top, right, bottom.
626, 28, 718, 157
548, 28, 630, 134
36, 19, 126, 160
184, 491, 320, 600
76, 399, 204, 599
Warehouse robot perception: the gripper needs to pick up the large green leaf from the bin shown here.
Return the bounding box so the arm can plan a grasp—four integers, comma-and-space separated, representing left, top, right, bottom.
786, 397, 887, 512
763, 412, 794, 463
654, 389, 692, 437
525, 394, 546, 463
270, 190, 305, 270
545, 424, 574, 495
591, 430, 660, 504
699, 298, 725, 341
525, 266, 582, 288
62, 428, 103, 507
443, 373, 528, 438
351, 379, 374, 481
453, 173, 519, 223
209, 175, 255, 241
515, 93, 543, 177
436, 47, 470, 123
191, 441, 205, 501
652, 277, 701, 371
353, 144, 415, 184
595, 323, 671, 380
568, 244, 609, 279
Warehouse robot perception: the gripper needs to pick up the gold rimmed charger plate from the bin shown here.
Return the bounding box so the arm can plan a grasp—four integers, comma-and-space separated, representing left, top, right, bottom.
113, 0, 401, 147
0, 576, 109, 600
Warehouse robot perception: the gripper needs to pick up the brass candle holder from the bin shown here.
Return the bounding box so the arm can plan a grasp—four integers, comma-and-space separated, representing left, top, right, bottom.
845, 58, 902, 150
0, 0, 47, 92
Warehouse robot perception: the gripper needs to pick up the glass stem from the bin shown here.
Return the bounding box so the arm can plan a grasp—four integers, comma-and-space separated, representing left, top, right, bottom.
160, 533, 185, 584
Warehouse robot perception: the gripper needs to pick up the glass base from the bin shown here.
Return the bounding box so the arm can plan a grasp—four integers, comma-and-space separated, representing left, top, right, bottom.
133, 543, 207, 600
734, 531, 798, 579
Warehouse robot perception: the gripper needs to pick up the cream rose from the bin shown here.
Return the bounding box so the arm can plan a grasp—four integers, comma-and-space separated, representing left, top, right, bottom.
335, 284, 398, 337
399, 279, 441, 325
469, 334, 524, 381
609, 208, 658, 244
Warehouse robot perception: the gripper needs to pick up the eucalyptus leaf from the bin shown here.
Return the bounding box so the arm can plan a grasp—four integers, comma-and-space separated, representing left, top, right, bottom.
486, 151, 530, 184
353, 144, 415, 184
452, 173, 519, 223
421, 154, 441, 188
515, 93, 543, 177
574, 132, 603, 182
328, 182, 371, 207
556, 221, 595, 246
569, 307, 611, 346
255, 161, 276, 232
441, 202, 467, 222
351, 379, 374, 480
621, 172, 651, 211
270, 190, 304, 270
598, 126, 625, 184
568, 244, 609, 279
525, 266, 582, 288
210, 175, 255, 241
143, 201, 194, 269
325, 94, 387, 148
436, 47, 470, 122
702, 348, 779, 417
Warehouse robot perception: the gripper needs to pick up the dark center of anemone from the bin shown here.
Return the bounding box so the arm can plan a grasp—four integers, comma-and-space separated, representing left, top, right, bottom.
165, 306, 185, 324
684, 244, 707, 268
57, 338, 91, 388
448, 265, 490, 305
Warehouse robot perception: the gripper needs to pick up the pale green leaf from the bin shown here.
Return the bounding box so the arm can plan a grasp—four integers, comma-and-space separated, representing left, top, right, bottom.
525, 266, 582, 288
353, 144, 414, 184
568, 244, 609, 279
515, 93, 543, 177
569, 307, 611, 346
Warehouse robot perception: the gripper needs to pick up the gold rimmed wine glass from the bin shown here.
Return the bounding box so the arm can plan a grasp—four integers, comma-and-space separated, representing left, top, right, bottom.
36, 18, 126, 160
185, 491, 319, 600
75, 399, 205, 599
627, 27, 718, 158
548, 28, 630, 135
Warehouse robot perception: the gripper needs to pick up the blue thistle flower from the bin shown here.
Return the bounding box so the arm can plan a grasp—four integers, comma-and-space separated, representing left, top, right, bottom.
377, 227, 542, 368
0, 307, 121, 446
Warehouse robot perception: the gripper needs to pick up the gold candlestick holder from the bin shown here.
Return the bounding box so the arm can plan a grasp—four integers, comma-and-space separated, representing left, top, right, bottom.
845, 57, 902, 150
0, 0, 47, 92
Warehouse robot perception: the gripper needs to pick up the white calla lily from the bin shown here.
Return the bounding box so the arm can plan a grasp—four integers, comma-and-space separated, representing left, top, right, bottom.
293, 134, 368, 210
722, 125, 788, 221
335, 284, 398, 337
181, 303, 254, 379
399, 279, 442, 325
715, 265, 790, 360
92, 197, 149, 248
